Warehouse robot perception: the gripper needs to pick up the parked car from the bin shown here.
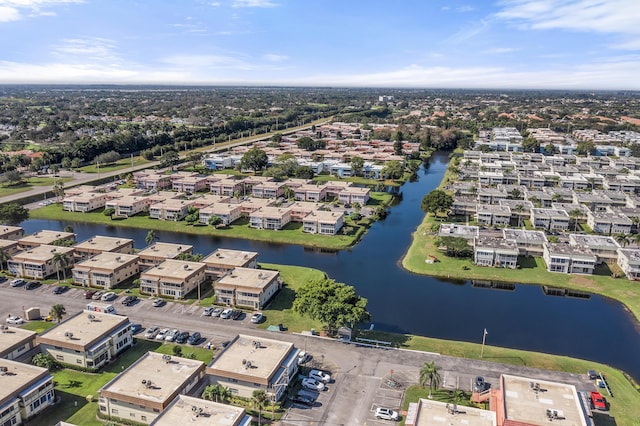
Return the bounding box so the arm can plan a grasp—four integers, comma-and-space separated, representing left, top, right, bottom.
591, 391, 607, 411
297, 351, 312, 365
130, 324, 142, 334
220, 308, 233, 319
0, 276, 7, 283
301, 378, 325, 392
291, 393, 315, 406
155, 328, 170, 340
164, 329, 180, 342
92, 290, 105, 300
309, 369, 331, 384
53, 285, 67, 294
152, 298, 165, 307
211, 307, 223, 317
10, 279, 25, 287
231, 309, 243, 320
203, 306, 216, 316
84, 290, 96, 299
101, 291, 117, 301
6, 315, 24, 325
187, 332, 201, 345
175, 331, 190, 344
250, 312, 264, 323
587, 370, 598, 380
121, 295, 138, 306
24, 281, 40, 290
144, 326, 160, 339
375, 407, 400, 421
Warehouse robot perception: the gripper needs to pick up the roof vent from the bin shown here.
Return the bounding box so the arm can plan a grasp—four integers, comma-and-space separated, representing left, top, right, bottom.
64, 332, 73, 339
87, 314, 95, 321
142, 379, 153, 388
162, 355, 171, 363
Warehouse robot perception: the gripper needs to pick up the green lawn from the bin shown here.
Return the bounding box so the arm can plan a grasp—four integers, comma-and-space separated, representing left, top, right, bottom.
0, 176, 72, 197
20, 320, 57, 334
77, 157, 150, 173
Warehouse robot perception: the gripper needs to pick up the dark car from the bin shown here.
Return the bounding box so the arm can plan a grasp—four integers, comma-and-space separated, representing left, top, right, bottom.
121, 295, 138, 306
84, 290, 96, 299
474, 376, 488, 393
175, 331, 190, 344
130, 324, 143, 334
291, 393, 315, 406
0, 276, 7, 283
24, 281, 40, 290
231, 309, 243, 320
53, 286, 67, 294
187, 332, 201, 345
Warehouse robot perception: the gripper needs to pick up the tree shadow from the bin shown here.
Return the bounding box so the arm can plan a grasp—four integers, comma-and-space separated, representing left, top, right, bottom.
517, 256, 537, 269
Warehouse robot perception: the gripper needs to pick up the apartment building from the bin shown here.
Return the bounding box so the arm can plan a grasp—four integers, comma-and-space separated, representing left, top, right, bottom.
137, 243, 193, 269
17, 230, 75, 250
8, 245, 75, 279
198, 203, 242, 226
0, 226, 24, 240
249, 207, 292, 230
139, 259, 206, 299
473, 237, 518, 268
617, 248, 640, 280
0, 360, 55, 425
0, 326, 37, 360
72, 252, 139, 289
73, 235, 134, 261
214, 267, 280, 309
302, 211, 344, 235
543, 243, 596, 274
150, 395, 250, 426
201, 249, 258, 279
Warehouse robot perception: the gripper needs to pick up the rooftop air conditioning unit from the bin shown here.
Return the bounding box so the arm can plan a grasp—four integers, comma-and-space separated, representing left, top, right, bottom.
64, 332, 73, 339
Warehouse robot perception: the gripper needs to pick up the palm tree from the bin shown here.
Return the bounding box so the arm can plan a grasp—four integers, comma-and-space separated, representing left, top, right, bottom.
631, 232, 640, 247
615, 233, 630, 248
0, 248, 9, 272
419, 361, 442, 399
49, 304, 66, 323
51, 251, 69, 282
514, 204, 524, 228
509, 188, 521, 200
145, 230, 157, 246
252, 389, 269, 425
569, 209, 582, 232
218, 385, 232, 403
202, 384, 220, 402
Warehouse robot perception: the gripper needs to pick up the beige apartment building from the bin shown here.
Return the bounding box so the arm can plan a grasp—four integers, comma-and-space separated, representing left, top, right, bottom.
63, 192, 108, 212
206, 334, 299, 402
17, 230, 75, 250
99, 352, 205, 425
0, 360, 55, 426
201, 249, 258, 279
198, 203, 242, 226
137, 242, 193, 269
73, 235, 135, 261
302, 211, 344, 235
0, 239, 21, 256
8, 245, 75, 279
139, 259, 207, 299
0, 225, 24, 240
150, 394, 250, 426
0, 326, 37, 360
72, 252, 140, 288
37, 310, 133, 370
214, 267, 280, 309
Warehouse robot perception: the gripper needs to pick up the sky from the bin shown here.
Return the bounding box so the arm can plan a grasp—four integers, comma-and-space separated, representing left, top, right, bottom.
0, 0, 639, 89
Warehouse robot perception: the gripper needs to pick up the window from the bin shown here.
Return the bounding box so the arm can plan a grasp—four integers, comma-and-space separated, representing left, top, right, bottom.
111, 409, 119, 415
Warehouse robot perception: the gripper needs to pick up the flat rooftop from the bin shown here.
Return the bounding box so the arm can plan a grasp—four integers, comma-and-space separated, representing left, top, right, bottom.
502, 374, 587, 426
531, 208, 570, 219
503, 229, 547, 243
74, 235, 133, 252
202, 249, 258, 267
0, 326, 36, 352
410, 399, 496, 426
0, 226, 23, 237
439, 223, 479, 238
150, 395, 249, 426
475, 237, 518, 251
19, 230, 75, 246
545, 243, 595, 258
216, 267, 278, 290
0, 359, 50, 405
138, 242, 193, 259
101, 352, 204, 406
569, 234, 619, 248
142, 259, 205, 280
208, 334, 293, 385
38, 310, 129, 351
74, 252, 139, 270
12, 245, 74, 263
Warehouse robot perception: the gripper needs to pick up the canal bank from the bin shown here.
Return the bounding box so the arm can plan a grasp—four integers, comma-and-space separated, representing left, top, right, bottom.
19, 151, 640, 383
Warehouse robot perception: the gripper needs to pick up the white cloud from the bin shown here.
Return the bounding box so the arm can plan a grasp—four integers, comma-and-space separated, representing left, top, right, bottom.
482, 47, 520, 54
209, 2, 221, 6
51, 38, 120, 64
0, 0, 84, 21
232, 0, 277, 8
447, 19, 491, 44
160, 54, 255, 70
457, 5, 475, 13
262, 53, 288, 62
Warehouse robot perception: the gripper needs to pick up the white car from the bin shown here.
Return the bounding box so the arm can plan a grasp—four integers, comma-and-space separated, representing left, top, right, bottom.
297, 351, 312, 365
375, 407, 400, 421
101, 291, 117, 301
6, 315, 24, 325
220, 308, 233, 319
164, 328, 180, 342
309, 369, 331, 383
155, 328, 170, 340
10, 279, 25, 287
301, 378, 325, 392
144, 326, 160, 339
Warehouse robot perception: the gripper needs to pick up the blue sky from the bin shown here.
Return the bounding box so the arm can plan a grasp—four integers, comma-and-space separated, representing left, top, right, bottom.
0, 0, 639, 89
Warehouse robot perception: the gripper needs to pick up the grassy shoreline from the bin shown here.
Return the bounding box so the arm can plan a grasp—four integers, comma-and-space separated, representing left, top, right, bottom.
29, 191, 393, 250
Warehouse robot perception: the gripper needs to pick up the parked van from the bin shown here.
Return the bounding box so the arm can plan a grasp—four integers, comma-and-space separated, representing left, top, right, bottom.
86, 303, 117, 314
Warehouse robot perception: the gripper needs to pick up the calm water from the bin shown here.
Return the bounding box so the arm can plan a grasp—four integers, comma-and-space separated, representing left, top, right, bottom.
22, 152, 640, 381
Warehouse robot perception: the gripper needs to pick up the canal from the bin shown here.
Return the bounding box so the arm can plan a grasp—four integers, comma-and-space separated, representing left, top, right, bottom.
21, 151, 640, 381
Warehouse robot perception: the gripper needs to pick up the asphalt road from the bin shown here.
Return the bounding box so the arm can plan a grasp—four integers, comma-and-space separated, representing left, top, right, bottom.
1, 283, 597, 426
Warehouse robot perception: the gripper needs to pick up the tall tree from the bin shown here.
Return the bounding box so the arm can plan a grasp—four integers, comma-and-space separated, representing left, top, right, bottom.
52, 251, 70, 281
0, 203, 29, 225
240, 148, 268, 173
252, 389, 269, 426
421, 190, 453, 218
419, 361, 442, 399
145, 230, 157, 246
381, 160, 404, 180
50, 304, 66, 323
350, 156, 364, 177
293, 278, 370, 335
0, 248, 9, 272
